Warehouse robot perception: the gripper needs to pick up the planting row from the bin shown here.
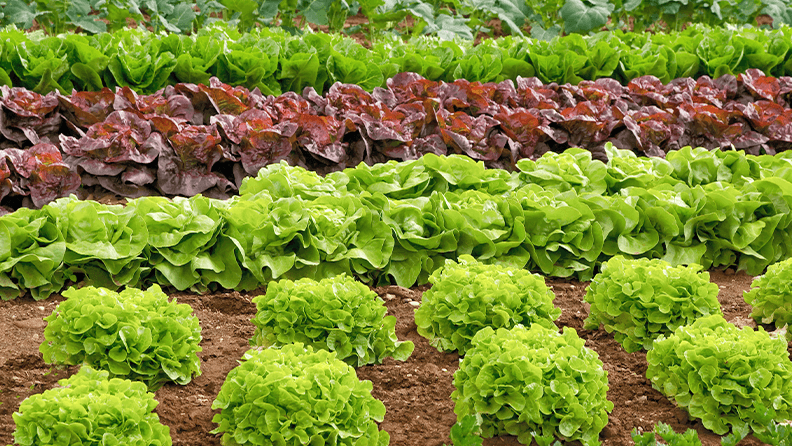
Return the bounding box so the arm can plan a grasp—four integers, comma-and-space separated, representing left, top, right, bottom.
6, 24, 792, 96
16, 256, 792, 445
1, 0, 788, 39
4, 147, 792, 299
4, 69, 792, 208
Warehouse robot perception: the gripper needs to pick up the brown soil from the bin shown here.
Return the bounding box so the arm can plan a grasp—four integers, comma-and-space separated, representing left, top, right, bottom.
0, 270, 782, 446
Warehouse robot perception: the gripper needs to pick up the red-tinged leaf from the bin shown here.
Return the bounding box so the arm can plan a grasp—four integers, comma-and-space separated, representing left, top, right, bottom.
738, 101, 786, 132
259, 92, 312, 122
114, 87, 195, 122
2, 143, 81, 207
739, 68, 781, 103
61, 111, 161, 164
149, 115, 185, 137
57, 89, 115, 128
768, 110, 792, 143
156, 143, 236, 197
622, 106, 682, 154
678, 102, 744, 146
559, 101, 618, 146
436, 108, 502, 161
627, 76, 669, 107
326, 83, 377, 111
516, 77, 560, 109
1, 86, 59, 118
168, 124, 233, 170
494, 108, 543, 158
297, 114, 348, 164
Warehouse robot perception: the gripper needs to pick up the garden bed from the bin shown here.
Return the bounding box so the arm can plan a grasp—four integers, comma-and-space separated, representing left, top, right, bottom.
0, 270, 781, 446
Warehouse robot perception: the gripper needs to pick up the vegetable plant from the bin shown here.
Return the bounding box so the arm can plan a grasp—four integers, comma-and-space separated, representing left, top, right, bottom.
743, 257, 792, 332
631, 422, 702, 446
452, 324, 613, 446
211, 344, 390, 446
414, 255, 560, 355
583, 256, 722, 352
40, 284, 202, 390
646, 315, 792, 437
13, 366, 172, 446
251, 274, 414, 366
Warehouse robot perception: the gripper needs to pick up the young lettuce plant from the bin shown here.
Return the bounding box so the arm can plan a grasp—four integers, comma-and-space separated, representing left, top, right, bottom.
13, 366, 172, 446
646, 315, 792, 437
743, 257, 792, 339
452, 324, 613, 446
415, 255, 560, 355
40, 284, 202, 390
211, 344, 390, 446
584, 256, 722, 352
250, 274, 414, 366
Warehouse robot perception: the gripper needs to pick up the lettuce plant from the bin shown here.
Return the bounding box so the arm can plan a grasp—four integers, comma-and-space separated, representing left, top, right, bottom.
631, 422, 702, 446
251, 274, 413, 366
452, 324, 612, 446
646, 315, 792, 436
40, 284, 202, 390
13, 366, 171, 446
415, 255, 560, 355
211, 344, 390, 446
584, 256, 722, 353
743, 257, 792, 330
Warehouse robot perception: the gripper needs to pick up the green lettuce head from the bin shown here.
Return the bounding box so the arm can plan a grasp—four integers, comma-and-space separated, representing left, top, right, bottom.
415, 255, 560, 355
40, 284, 202, 390
13, 366, 172, 446
452, 324, 612, 446
212, 344, 390, 445
646, 315, 792, 436
584, 256, 721, 352
744, 257, 792, 332
251, 274, 413, 366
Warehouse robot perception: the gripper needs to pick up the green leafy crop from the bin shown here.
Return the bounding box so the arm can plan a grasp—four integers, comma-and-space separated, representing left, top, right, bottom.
13, 366, 172, 446
743, 257, 792, 330
631, 422, 702, 446
414, 255, 560, 355
452, 324, 612, 446
251, 274, 413, 366
40, 284, 202, 390
583, 256, 722, 352
646, 315, 792, 436
211, 344, 390, 446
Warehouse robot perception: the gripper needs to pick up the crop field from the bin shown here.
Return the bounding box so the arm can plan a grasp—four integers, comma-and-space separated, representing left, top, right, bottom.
3, 0, 792, 445
0, 271, 780, 446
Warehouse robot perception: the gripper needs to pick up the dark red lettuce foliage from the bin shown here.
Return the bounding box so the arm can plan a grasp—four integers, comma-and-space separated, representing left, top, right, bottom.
4, 68, 792, 208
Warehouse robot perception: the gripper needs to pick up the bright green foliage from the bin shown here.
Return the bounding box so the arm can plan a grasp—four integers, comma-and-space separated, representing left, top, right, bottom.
40, 284, 202, 390
583, 256, 722, 352
43, 195, 149, 290
743, 257, 792, 329
211, 344, 390, 446
0, 207, 66, 301
130, 196, 241, 292
13, 366, 172, 446
631, 422, 702, 446
452, 325, 612, 446
415, 255, 560, 355
646, 315, 792, 436
515, 148, 607, 196
250, 274, 413, 366
223, 193, 394, 288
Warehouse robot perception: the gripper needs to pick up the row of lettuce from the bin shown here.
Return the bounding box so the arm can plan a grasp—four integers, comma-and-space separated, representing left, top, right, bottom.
4, 147, 792, 301
4, 68, 792, 210
4, 23, 792, 96
16, 252, 792, 445
1, 0, 788, 39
